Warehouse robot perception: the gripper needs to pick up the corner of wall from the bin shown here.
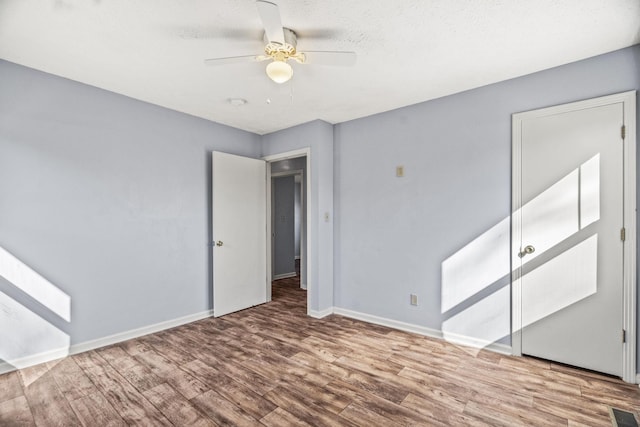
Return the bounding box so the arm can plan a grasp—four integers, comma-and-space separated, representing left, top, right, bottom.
258, 120, 336, 314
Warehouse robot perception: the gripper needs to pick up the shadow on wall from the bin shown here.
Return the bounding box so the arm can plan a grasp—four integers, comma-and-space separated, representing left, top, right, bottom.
0, 246, 71, 375
441, 154, 600, 351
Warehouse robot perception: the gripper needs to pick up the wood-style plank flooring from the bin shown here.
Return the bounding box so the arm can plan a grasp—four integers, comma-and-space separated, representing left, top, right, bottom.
2, 276, 640, 426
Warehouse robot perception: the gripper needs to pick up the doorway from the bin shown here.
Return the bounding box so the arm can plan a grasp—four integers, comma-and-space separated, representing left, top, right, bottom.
271, 168, 305, 285
511, 91, 636, 382
264, 149, 311, 310
211, 148, 312, 317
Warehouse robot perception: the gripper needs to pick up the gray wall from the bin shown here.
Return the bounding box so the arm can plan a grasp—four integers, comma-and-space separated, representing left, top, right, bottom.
0, 59, 261, 359
334, 45, 640, 351
272, 175, 295, 277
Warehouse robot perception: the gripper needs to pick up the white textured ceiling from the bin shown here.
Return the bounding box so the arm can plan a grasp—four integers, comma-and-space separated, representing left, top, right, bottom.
1, 0, 639, 134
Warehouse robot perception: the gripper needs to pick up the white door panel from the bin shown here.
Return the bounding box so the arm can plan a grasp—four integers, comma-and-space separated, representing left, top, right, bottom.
212, 151, 267, 317
519, 168, 579, 265
517, 102, 623, 376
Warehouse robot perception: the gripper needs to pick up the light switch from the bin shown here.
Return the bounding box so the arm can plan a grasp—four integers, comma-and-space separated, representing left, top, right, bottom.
396, 166, 405, 177
324, 212, 330, 222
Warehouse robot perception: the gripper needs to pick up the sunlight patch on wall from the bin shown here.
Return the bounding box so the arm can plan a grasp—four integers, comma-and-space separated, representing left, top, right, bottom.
0, 292, 69, 374
441, 218, 510, 313
442, 286, 510, 352
0, 246, 71, 321
441, 154, 600, 350
0, 246, 71, 377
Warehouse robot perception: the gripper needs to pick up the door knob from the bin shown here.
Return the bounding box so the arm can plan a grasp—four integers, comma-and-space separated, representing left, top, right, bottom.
215, 241, 224, 247
518, 245, 535, 258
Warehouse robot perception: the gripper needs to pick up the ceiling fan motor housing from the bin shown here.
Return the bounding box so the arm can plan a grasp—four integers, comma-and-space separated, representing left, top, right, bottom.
264, 28, 304, 63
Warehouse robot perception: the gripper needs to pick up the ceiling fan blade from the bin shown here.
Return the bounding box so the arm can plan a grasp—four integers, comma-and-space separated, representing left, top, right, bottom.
204, 55, 268, 66
256, 0, 285, 45
299, 51, 357, 66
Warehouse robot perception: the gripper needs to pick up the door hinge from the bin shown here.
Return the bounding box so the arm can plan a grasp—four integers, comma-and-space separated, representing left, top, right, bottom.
623, 329, 627, 343
621, 227, 626, 241
621, 125, 626, 140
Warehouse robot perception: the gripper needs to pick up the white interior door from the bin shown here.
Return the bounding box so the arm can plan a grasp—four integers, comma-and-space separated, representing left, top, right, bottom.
515, 101, 624, 376
212, 151, 267, 317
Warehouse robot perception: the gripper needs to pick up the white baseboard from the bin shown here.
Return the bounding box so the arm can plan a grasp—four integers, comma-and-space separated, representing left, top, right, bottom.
332, 307, 512, 355
333, 307, 443, 340
308, 307, 334, 319
0, 305, 521, 376
0, 347, 69, 375
273, 272, 297, 280
483, 342, 512, 355
442, 331, 512, 355
0, 309, 215, 375
71, 309, 215, 355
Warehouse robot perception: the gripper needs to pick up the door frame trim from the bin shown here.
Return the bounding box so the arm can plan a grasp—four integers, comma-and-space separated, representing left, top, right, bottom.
263, 148, 311, 311
511, 90, 637, 383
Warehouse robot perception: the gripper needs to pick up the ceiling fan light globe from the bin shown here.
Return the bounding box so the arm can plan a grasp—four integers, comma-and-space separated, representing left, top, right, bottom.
266, 60, 293, 83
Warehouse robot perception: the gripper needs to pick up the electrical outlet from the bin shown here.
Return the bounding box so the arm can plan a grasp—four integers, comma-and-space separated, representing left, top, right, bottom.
410, 294, 418, 306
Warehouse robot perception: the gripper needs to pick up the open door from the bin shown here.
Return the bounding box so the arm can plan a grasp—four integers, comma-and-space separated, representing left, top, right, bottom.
212, 151, 267, 317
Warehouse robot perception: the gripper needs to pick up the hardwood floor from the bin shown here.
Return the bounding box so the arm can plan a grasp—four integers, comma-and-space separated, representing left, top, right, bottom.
2, 276, 639, 426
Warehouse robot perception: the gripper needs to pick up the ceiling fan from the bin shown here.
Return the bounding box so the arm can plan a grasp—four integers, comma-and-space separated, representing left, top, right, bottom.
204, 0, 356, 84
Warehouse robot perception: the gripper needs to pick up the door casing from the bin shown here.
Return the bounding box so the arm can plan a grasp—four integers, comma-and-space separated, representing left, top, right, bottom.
511, 90, 636, 383
264, 148, 312, 310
